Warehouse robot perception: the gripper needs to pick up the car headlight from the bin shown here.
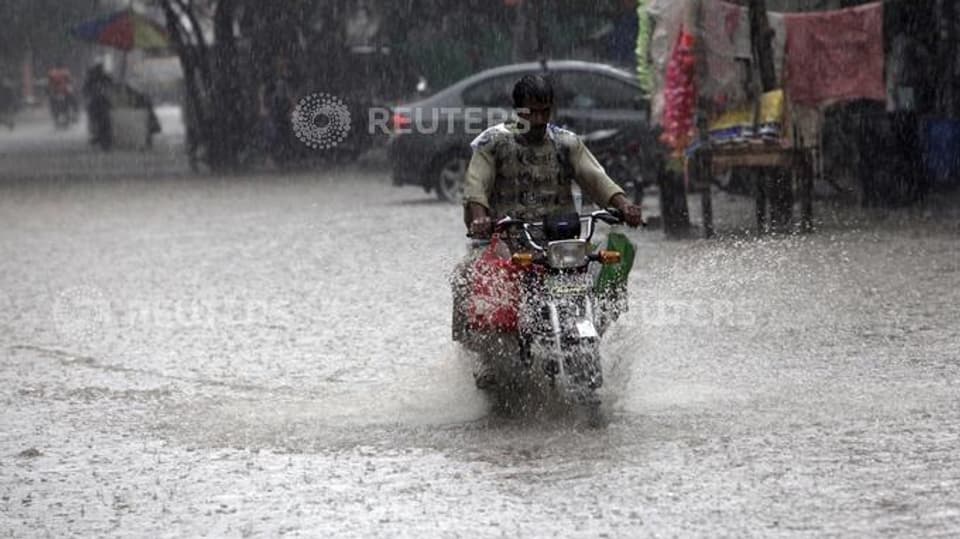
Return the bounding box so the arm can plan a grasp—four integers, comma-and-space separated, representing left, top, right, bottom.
546, 240, 588, 269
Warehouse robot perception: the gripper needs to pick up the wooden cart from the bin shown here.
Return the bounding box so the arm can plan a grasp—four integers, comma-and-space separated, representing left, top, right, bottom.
690, 142, 815, 238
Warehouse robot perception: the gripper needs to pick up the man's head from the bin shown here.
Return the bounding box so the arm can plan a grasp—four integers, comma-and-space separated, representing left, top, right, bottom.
513, 74, 554, 143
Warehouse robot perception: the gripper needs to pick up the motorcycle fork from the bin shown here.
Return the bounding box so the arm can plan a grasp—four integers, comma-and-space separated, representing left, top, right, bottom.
521, 269, 596, 384
546, 300, 563, 380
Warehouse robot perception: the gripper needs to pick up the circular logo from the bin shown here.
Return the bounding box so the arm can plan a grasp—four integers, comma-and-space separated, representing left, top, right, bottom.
52, 286, 111, 343
291, 92, 351, 150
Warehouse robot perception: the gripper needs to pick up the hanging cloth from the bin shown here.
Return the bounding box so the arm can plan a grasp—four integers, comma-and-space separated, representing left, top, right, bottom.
784, 2, 886, 106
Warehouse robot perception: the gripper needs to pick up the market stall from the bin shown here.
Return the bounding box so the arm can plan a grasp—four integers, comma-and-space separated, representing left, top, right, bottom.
644, 0, 887, 236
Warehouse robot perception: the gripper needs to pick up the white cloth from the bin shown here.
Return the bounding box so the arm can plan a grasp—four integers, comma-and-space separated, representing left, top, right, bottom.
646, 0, 787, 124
701, 1, 787, 110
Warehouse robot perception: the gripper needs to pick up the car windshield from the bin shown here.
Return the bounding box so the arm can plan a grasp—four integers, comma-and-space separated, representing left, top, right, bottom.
462, 72, 532, 107
557, 72, 641, 110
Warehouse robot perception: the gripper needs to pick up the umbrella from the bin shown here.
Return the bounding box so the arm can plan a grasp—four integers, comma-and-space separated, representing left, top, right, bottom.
70, 9, 169, 51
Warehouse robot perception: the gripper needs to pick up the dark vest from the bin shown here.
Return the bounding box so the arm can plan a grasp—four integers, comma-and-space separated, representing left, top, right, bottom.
486, 124, 578, 222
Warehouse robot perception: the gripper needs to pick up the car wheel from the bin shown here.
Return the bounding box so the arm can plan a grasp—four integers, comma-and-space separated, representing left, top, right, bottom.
434, 151, 469, 203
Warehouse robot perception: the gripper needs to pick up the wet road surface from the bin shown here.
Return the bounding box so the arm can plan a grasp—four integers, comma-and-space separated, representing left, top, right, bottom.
1, 115, 959, 536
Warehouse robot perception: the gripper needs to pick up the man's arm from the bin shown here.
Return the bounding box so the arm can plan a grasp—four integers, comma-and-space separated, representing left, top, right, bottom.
462, 147, 495, 237
570, 138, 644, 227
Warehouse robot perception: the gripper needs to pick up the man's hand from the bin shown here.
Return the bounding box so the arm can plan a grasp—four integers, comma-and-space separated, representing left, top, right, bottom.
464, 202, 493, 238
621, 203, 644, 228
469, 216, 493, 238
610, 193, 644, 228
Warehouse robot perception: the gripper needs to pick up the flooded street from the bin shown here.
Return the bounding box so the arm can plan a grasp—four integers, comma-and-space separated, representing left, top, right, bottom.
2, 120, 960, 536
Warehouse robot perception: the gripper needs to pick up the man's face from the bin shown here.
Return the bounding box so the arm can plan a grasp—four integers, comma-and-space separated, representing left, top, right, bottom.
516, 98, 552, 142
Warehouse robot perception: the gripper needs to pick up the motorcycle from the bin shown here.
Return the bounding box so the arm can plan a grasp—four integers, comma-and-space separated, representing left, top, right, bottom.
455, 209, 632, 419
49, 90, 78, 129
583, 125, 660, 204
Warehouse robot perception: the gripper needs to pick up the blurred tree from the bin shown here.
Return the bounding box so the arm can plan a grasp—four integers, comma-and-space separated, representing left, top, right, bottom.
152, 0, 638, 171
156, 0, 325, 170
0, 0, 102, 69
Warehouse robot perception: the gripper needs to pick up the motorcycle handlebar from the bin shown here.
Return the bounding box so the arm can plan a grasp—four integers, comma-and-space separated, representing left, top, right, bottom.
494, 209, 623, 232
595, 208, 624, 225
486, 209, 625, 250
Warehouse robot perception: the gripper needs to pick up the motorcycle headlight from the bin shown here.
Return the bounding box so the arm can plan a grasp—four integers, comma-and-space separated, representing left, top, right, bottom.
546, 240, 588, 269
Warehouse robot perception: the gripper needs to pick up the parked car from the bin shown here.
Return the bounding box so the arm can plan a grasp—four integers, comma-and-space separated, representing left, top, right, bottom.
387, 60, 655, 202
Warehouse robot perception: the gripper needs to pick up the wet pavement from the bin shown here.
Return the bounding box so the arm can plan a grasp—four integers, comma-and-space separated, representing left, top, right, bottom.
1, 111, 959, 536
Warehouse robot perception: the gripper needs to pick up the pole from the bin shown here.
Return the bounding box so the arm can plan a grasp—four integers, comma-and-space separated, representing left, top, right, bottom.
748, 0, 793, 232
939, 0, 958, 117
691, 0, 714, 238
511, 1, 528, 62
22, 48, 35, 106
748, 0, 777, 92
121, 1, 135, 83
538, 0, 546, 61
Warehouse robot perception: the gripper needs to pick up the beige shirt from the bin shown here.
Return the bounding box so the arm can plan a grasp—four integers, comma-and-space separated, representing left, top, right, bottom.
463, 122, 624, 221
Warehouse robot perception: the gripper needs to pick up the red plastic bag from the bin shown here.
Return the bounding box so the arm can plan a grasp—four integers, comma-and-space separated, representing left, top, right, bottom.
467, 238, 523, 332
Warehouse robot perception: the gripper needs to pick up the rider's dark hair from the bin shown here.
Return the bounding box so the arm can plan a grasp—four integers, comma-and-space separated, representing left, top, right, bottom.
512, 74, 554, 108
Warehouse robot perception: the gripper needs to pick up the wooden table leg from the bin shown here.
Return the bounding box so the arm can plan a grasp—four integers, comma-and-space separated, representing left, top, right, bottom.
702, 188, 714, 239
800, 150, 814, 233
754, 169, 766, 235
697, 152, 714, 239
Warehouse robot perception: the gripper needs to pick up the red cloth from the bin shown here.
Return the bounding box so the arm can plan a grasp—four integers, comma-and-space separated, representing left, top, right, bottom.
784, 2, 885, 106
467, 238, 523, 333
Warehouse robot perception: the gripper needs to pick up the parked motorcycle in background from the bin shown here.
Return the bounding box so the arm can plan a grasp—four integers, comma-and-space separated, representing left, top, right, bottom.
583, 124, 661, 204
49, 91, 79, 129
47, 66, 79, 129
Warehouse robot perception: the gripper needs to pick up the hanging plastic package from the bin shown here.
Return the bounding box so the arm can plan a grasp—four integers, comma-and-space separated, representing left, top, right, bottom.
595, 231, 636, 294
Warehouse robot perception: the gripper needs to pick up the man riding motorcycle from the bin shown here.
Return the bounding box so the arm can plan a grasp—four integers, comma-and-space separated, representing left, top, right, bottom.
454, 74, 643, 390
47, 62, 78, 127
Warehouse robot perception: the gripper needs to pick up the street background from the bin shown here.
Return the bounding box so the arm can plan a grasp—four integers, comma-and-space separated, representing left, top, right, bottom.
1, 110, 959, 536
